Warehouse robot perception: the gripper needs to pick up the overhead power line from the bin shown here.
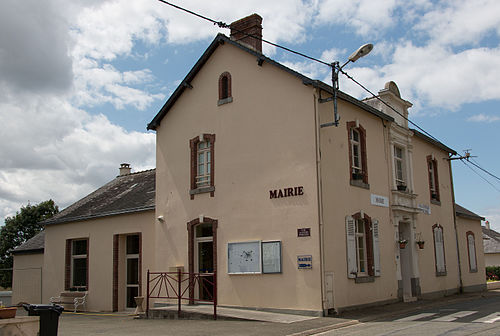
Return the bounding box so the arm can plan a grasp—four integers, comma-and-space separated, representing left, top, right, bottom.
468, 158, 500, 182
460, 160, 500, 193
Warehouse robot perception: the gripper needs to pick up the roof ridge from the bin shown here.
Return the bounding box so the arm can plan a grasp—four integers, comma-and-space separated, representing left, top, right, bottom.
117, 167, 156, 177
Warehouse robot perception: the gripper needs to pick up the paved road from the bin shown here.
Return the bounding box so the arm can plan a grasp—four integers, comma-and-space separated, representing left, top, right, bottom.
317, 294, 500, 336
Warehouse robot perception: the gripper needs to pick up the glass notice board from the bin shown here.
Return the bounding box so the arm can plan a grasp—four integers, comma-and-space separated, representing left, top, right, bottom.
227, 241, 261, 274
262, 241, 282, 274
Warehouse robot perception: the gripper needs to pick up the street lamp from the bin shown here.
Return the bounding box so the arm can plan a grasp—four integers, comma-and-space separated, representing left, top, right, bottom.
329, 43, 373, 127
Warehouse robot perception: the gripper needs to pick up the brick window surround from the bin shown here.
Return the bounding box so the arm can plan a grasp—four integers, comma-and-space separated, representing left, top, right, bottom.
427, 155, 440, 204
218, 72, 233, 105
432, 224, 447, 276
187, 217, 218, 304
190, 134, 216, 199
113, 233, 142, 312
65, 238, 89, 291
466, 231, 478, 273
347, 121, 368, 187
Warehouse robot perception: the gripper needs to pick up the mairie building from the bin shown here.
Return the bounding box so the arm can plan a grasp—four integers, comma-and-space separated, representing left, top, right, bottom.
12, 14, 486, 316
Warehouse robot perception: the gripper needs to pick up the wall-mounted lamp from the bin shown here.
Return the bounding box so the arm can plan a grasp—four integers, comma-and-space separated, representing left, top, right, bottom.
157, 215, 165, 223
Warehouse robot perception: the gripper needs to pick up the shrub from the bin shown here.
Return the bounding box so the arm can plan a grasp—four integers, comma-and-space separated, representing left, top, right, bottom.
486, 266, 500, 281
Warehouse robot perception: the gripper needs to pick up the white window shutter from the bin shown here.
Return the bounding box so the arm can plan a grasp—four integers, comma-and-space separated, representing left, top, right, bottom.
434, 227, 446, 273
372, 219, 381, 276
346, 216, 357, 278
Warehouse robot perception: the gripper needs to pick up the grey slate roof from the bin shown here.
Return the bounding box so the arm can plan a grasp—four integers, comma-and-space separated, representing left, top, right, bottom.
43, 169, 155, 225
483, 227, 500, 254
455, 203, 485, 221
12, 231, 45, 255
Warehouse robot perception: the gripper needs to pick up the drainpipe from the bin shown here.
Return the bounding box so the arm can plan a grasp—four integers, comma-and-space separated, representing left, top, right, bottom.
313, 89, 327, 315
448, 157, 463, 293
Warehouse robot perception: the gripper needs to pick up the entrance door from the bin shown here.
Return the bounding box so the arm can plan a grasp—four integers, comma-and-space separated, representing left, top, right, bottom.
398, 222, 415, 302
196, 239, 214, 300
126, 235, 140, 308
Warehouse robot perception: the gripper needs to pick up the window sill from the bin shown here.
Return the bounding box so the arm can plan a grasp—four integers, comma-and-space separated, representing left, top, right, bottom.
190, 186, 215, 196
350, 179, 370, 190
354, 276, 375, 283
435, 271, 447, 277
469, 269, 478, 273
431, 199, 441, 206
217, 97, 233, 106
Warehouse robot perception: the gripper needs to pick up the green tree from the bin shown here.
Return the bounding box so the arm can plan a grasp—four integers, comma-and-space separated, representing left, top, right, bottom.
0, 200, 58, 288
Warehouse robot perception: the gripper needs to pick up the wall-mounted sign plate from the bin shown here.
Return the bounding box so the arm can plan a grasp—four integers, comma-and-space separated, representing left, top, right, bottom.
297, 228, 311, 237
297, 255, 312, 269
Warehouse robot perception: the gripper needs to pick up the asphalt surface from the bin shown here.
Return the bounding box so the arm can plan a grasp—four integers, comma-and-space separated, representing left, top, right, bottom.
17, 290, 500, 336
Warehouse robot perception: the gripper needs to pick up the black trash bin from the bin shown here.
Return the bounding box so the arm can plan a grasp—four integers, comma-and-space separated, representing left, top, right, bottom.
23, 304, 64, 336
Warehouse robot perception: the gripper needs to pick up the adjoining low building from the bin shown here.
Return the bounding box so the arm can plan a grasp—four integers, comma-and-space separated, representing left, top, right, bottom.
483, 222, 500, 267
454, 204, 486, 292
31, 166, 155, 312
11, 14, 487, 315
11, 231, 45, 305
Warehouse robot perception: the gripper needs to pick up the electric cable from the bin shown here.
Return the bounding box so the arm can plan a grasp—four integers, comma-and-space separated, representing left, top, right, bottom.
468, 158, 500, 182
156, 0, 331, 66
460, 159, 500, 193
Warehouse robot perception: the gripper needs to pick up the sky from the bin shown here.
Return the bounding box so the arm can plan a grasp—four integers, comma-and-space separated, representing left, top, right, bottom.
1, 0, 500, 230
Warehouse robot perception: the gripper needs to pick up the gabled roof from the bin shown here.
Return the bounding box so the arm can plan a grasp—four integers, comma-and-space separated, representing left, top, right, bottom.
12, 231, 44, 255
147, 34, 393, 131
43, 169, 155, 225
411, 129, 457, 155
455, 203, 484, 221
483, 226, 500, 254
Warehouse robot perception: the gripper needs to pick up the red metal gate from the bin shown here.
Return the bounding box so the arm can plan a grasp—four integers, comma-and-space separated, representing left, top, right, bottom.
146, 269, 217, 319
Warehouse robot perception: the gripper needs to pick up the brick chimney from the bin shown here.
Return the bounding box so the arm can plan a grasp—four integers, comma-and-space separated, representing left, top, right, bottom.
119, 163, 131, 176
230, 14, 263, 53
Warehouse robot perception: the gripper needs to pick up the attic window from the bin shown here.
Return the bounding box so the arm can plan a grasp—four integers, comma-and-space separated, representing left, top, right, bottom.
218, 72, 233, 105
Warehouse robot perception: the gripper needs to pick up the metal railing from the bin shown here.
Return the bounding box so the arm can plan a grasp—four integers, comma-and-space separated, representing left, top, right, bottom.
146, 270, 217, 319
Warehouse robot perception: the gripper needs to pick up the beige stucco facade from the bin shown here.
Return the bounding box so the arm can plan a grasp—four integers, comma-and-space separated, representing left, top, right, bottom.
43, 211, 155, 311
12, 253, 44, 304
485, 253, 500, 266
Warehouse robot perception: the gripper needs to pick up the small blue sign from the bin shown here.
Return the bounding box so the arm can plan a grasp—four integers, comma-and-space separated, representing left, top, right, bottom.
297, 255, 312, 269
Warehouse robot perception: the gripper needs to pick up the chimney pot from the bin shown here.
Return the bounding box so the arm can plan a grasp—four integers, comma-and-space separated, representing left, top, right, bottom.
486, 220, 491, 230
119, 163, 131, 176
230, 14, 263, 53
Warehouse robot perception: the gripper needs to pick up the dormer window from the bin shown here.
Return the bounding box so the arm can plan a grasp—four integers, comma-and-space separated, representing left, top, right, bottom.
218, 72, 233, 105
347, 121, 368, 188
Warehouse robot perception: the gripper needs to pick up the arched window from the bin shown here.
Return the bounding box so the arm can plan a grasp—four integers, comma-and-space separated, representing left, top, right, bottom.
218, 72, 233, 105
432, 224, 446, 276
347, 121, 368, 187
466, 231, 477, 272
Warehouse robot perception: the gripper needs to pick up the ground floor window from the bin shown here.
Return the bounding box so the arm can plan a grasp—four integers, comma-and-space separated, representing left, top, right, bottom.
66, 238, 88, 290
346, 212, 380, 280
126, 234, 140, 308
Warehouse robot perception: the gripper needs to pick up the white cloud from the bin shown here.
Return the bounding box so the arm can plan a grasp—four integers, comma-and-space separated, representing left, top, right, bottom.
315, 0, 398, 37
415, 0, 500, 47
467, 114, 500, 123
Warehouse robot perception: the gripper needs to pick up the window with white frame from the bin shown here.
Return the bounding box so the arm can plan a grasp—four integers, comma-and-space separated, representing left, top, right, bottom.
355, 219, 368, 275
394, 146, 406, 188
189, 134, 215, 199
427, 155, 440, 202
347, 121, 368, 185
346, 213, 380, 280
71, 239, 88, 288
466, 231, 477, 272
351, 128, 362, 174
196, 141, 211, 187
433, 224, 446, 276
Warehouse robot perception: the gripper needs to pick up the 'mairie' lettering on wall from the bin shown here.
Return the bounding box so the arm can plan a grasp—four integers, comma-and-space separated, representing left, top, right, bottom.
270, 186, 304, 199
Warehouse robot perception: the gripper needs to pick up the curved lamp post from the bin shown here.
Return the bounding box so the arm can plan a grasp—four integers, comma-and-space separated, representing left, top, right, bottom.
328, 43, 373, 127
